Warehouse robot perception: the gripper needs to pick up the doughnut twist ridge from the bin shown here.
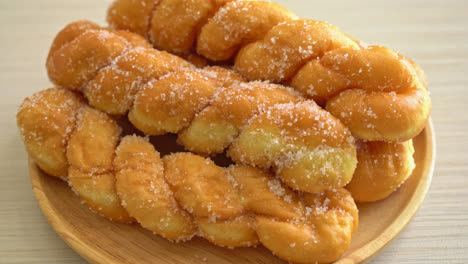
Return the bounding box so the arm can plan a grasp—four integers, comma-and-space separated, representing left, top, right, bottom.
107, 0, 431, 142
17, 88, 358, 264
46, 20, 357, 193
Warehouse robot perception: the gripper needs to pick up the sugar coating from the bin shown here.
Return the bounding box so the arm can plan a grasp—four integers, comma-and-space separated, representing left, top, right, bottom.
17, 88, 82, 178
19, 89, 356, 262
19, 14, 367, 263
108, 0, 431, 142
112, 138, 358, 257
197, 1, 296, 60
18, 88, 359, 262
66, 106, 133, 222
29, 2, 433, 262
228, 101, 357, 192
46, 20, 359, 195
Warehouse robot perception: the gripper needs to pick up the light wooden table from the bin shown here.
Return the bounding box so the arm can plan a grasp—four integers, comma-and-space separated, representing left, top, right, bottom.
1, 0, 467, 263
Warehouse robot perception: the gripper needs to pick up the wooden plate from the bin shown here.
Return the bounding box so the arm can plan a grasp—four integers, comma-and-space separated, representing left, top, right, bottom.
28, 120, 435, 264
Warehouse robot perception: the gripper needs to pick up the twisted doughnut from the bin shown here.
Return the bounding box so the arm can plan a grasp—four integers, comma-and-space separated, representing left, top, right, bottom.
107, 0, 431, 142
17, 88, 358, 263
46, 21, 357, 193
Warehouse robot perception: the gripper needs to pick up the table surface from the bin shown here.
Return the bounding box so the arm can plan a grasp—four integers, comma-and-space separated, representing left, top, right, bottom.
1, 0, 467, 263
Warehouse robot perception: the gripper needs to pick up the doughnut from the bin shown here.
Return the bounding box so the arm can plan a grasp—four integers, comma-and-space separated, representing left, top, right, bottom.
15, 0, 430, 260
107, 0, 431, 142
346, 140, 415, 202
17, 94, 360, 262
46, 21, 358, 193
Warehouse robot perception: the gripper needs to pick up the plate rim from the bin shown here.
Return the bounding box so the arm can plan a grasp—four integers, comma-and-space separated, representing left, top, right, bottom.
28, 120, 435, 264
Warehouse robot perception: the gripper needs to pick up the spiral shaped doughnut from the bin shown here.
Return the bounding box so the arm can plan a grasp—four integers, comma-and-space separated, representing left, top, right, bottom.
107, 0, 431, 142
17, 88, 359, 263
114, 135, 359, 261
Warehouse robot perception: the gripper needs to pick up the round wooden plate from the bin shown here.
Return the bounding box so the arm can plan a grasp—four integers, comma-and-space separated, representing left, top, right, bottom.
28, 121, 435, 264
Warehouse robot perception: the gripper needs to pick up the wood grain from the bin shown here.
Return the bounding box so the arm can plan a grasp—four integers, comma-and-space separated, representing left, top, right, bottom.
1, 0, 468, 263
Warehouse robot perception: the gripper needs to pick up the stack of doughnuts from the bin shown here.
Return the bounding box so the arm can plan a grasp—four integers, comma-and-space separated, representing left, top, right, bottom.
16, 1, 431, 263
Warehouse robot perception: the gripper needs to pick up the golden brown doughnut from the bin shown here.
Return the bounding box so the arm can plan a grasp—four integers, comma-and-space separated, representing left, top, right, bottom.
18, 93, 359, 262
346, 140, 415, 202
107, 0, 431, 142
113, 137, 359, 259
